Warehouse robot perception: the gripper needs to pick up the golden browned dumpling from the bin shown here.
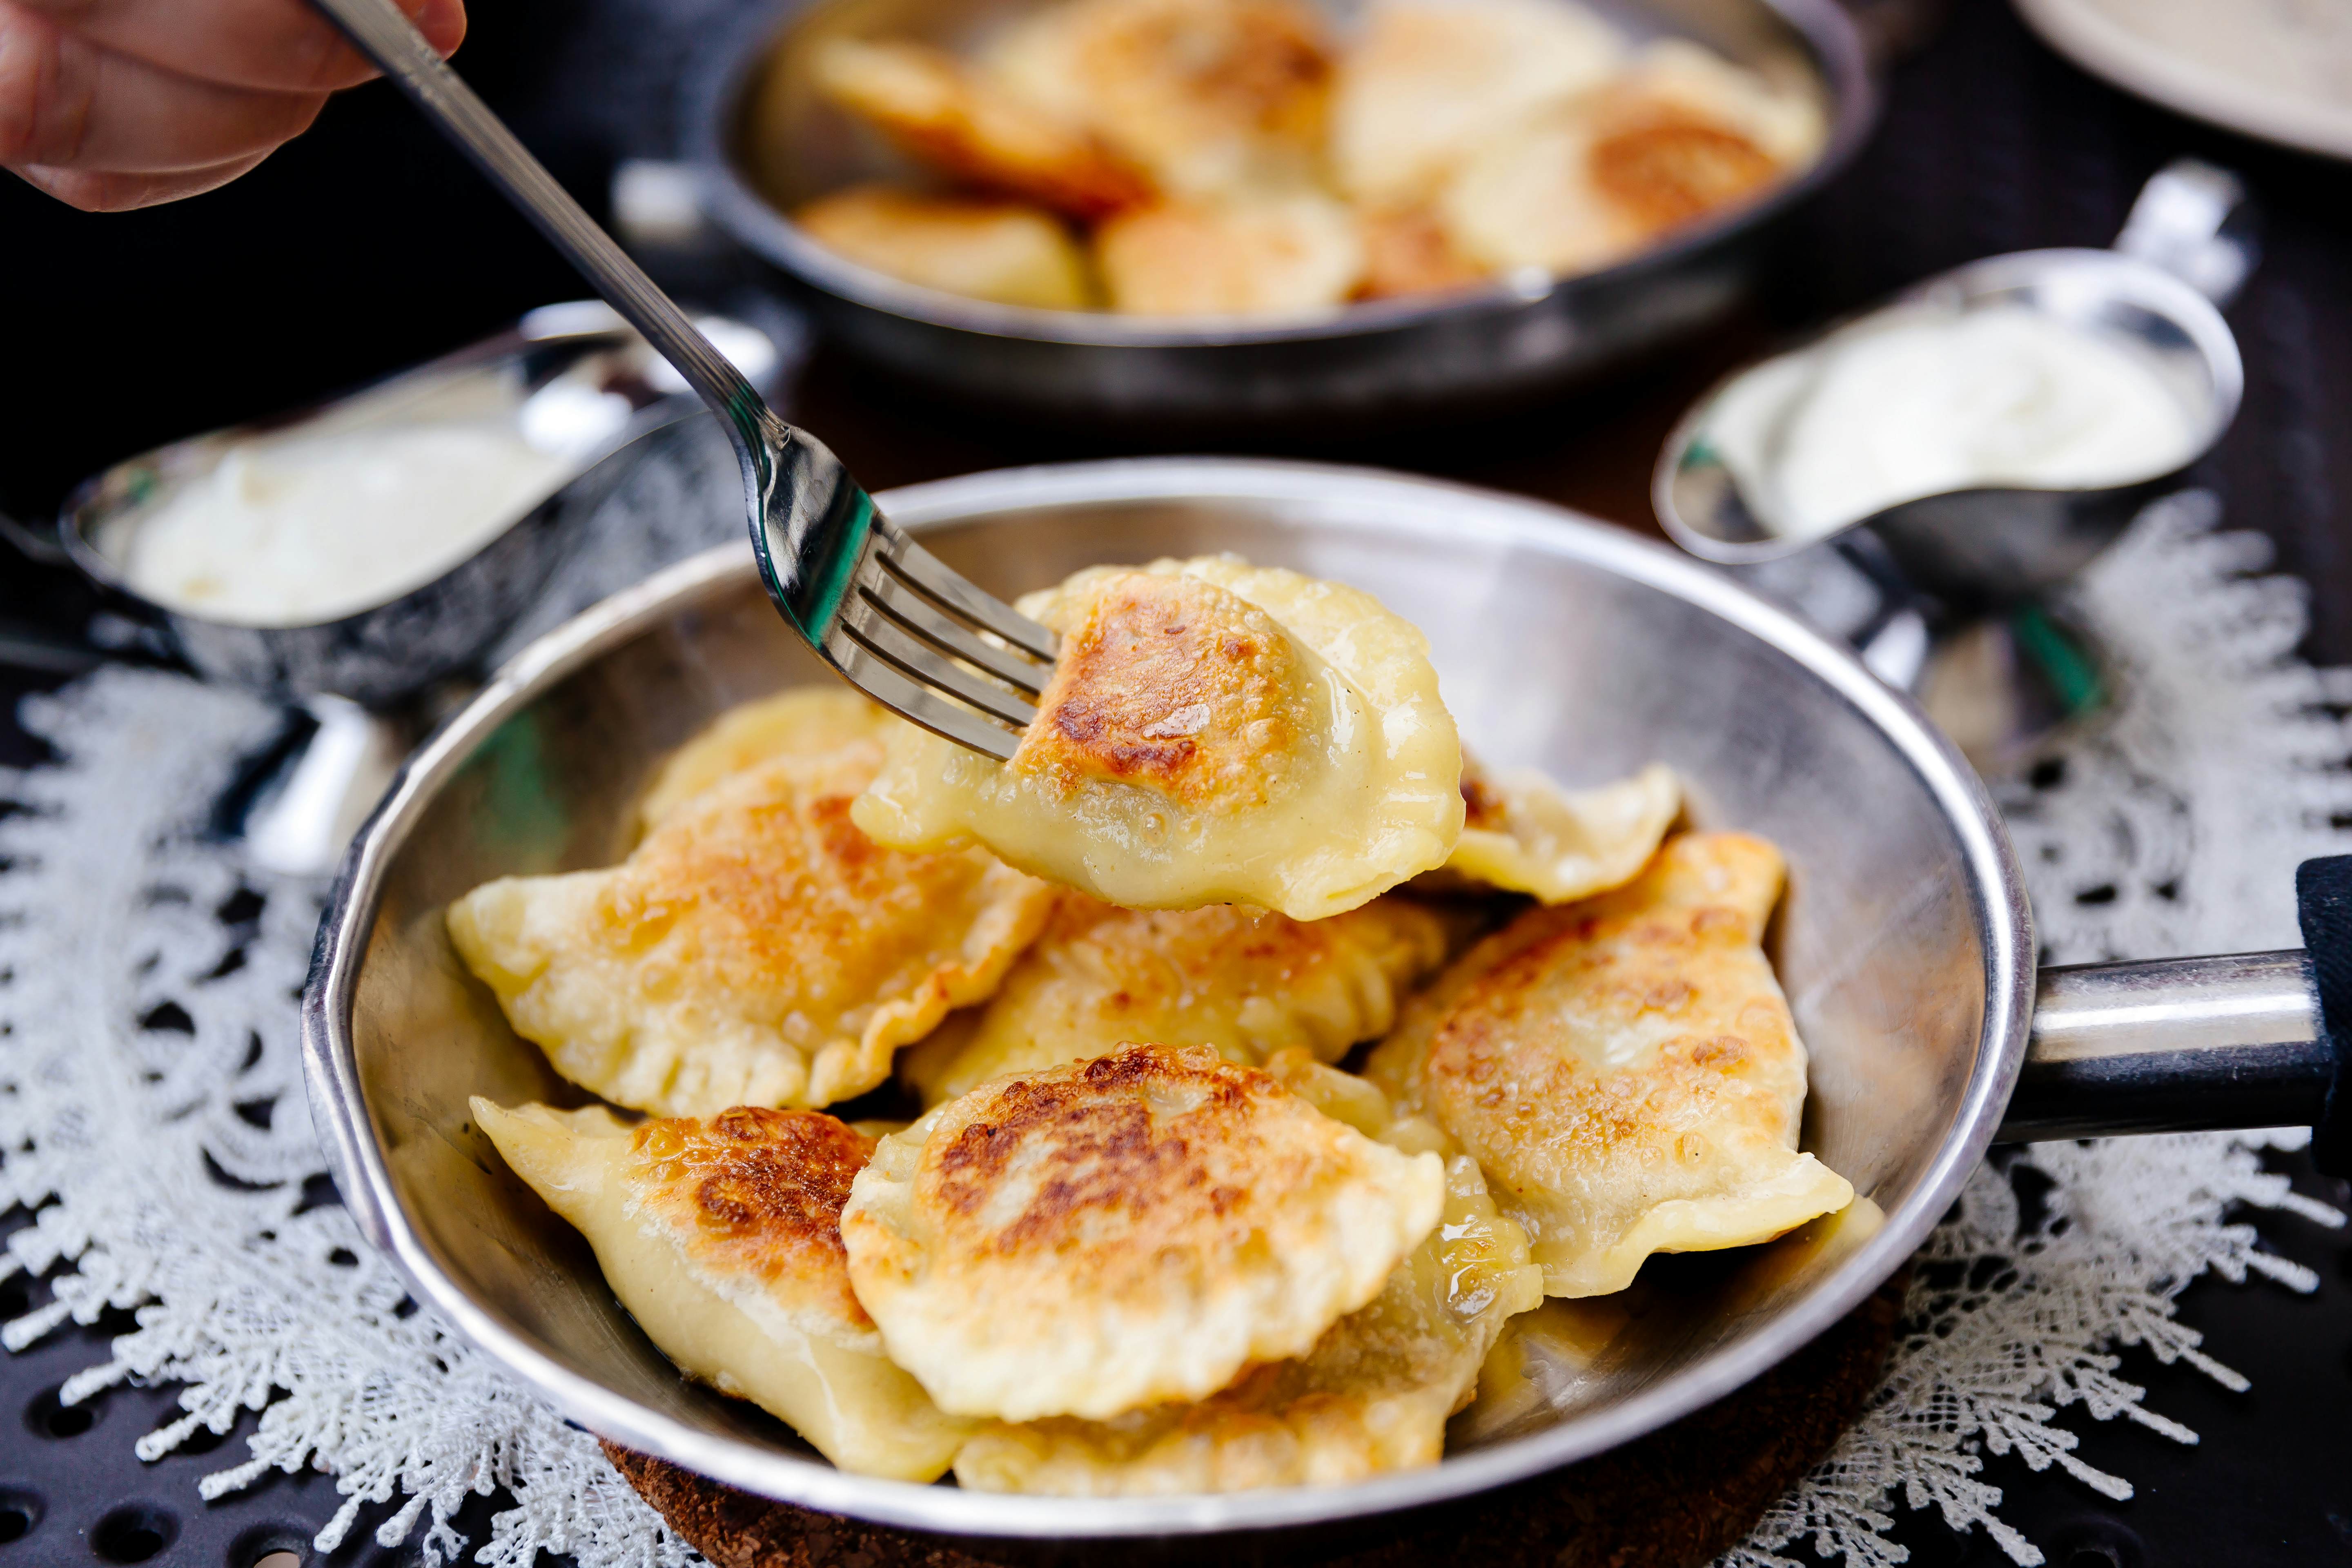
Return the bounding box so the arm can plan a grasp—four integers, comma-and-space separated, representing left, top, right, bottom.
809, 37, 1152, 220
1368, 832, 1853, 1298
1432, 759, 1679, 903
636, 687, 894, 832
1330, 0, 1624, 208
1354, 205, 1489, 300
471, 1100, 967, 1479
840, 1044, 1445, 1422
899, 890, 1453, 1107
985, 0, 1334, 201
851, 557, 1462, 920
1095, 195, 1364, 316
951, 1051, 1541, 1494
448, 742, 1055, 1116
795, 185, 1095, 308
1439, 38, 1822, 276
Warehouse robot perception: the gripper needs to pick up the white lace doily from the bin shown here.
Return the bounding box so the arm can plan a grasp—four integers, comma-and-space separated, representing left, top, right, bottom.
0, 488, 2343, 1568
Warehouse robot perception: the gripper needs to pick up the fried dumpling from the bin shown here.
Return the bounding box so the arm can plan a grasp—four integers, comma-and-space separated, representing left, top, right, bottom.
985, 0, 1334, 201
1355, 204, 1489, 300
840, 1043, 1445, 1421
470, 1099, 967, 1479
795, 185, 1095, 309
1440, 38, 1819, 276
851, 557, 1463, 920
810, 37, 1152, 220
952, 1051, 1539, 1494
1331, 0, 1624, 208
1096, 194, 1364, 316
448, 743, 1055, 1116
1433, 759, 1678, 903
1368, 832, 1853, 1298
900, 890, 1454, 1107
636, 687, 895, 832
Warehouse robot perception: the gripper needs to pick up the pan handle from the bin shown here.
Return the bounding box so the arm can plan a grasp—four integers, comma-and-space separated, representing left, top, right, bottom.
1994, 857, 2351, 1176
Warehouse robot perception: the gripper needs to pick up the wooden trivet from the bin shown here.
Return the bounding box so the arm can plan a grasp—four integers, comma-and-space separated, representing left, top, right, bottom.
604, 1268, 1902, 1568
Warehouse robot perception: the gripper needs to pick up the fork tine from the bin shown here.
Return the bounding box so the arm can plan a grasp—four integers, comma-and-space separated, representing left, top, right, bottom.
854, 558, 1054, 697
825, 640, 1024, 763
868, 516, 1060, 664
837, 598, 1041, 731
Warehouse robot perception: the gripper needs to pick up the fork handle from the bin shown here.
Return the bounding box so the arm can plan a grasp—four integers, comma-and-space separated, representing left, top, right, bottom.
306, 0, 778, 466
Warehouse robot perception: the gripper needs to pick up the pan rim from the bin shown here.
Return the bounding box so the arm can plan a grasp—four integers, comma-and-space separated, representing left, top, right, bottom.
301, 455, 2034, 1539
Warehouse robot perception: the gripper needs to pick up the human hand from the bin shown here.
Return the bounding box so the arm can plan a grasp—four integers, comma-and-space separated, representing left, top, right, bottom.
1, 0, 465, 210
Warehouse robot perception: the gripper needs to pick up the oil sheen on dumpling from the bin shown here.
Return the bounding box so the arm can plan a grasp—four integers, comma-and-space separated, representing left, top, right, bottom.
850, 557, 1463, 920
840, 1043, 1444, 1421
952, 1050, 1540, 1494
1435, 759, 1678, 903
1368, 832, 1853, 1298
448, 742, 1054, 1116
635, 687, 896, 832
470, 1099, 967, 1479
898, 889, 1454, 1107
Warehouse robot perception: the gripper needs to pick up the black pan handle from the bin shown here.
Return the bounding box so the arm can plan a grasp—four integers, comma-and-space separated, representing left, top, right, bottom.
1993, 855, 2351, 1176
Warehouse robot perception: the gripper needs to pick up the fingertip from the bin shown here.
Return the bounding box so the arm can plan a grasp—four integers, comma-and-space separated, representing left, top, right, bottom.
414, 0, 467, 57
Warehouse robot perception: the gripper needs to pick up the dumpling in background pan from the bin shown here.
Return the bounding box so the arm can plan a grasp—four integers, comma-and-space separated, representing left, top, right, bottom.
1094, 194, 1365, 316
951, 1051, 1542, 1494
470, 1100, 968, 1479
851, 556, 1463, 920
808, 37, 1153, 220
633, 686, 895, 832
985, 0, 1335, 201
1370, 831, 1853, 1298
794, 185, 1097, 309
899, 889, 1456, 1107
1430, 758, 1679, 903
448, 738, 1054, 1116
840, 1043, 1446, 1423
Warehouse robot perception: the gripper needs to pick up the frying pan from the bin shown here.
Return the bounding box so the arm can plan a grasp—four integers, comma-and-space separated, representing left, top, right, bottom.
301, 457, 2347, 1546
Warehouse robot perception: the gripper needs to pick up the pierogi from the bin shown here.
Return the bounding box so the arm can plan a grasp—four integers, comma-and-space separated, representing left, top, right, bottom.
953, 1050, 1540, 1494
1434, 759, 1680, 903
633, 686, 898, 832
898, 889, 1454, 1107
840, 1043, 1445, 1422
448, 739, 1054, 1116
1369, 832, 1853, 1298
470, 1099, 967, 1479
850, 557, 1463, 920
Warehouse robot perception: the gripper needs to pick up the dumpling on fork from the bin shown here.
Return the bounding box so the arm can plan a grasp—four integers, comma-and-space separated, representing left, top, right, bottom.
471, 1099, 967, 1479
840, 1043, 1446, 1423
1370, 831, 1854, 1298
850, 556, 1463, 920
448, 732, 1054, 1116
898, 889, 1456, 1107
950, 1051, 1543, 1494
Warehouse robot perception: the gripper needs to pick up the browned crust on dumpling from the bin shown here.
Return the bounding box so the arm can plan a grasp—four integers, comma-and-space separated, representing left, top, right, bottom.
811, 38, 1154, 220
1588, 109, 1777, 232
631, 1107, 877, 1330
1012, 571, 1312, 808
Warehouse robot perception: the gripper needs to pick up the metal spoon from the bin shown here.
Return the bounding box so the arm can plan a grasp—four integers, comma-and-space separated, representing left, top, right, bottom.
307, 0, 1060, 762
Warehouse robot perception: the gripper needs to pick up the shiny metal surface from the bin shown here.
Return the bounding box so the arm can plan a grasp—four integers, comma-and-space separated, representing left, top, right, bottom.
303, 457, 2032, 1537
686, 0, 1877, 426
61, 305, 711, 707
310, 0, 1063, 762
1998, 951, 2335, 1141
1655, 160, 2247, 608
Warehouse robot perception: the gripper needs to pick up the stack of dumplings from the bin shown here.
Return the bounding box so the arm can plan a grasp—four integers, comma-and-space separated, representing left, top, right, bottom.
455, 554, 1856, 1493
788, 0, 1826, 316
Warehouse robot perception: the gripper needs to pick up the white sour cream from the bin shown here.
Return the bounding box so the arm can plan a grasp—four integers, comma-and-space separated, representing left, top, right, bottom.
119, 418, 575, 628
1704, 303, 2201, 543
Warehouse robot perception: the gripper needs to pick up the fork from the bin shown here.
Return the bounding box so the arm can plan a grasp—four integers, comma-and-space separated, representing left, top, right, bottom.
306, 0, 1057, 760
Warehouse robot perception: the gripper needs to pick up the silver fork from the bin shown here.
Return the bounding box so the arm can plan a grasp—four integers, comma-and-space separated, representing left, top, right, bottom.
307, 0, 1056, 760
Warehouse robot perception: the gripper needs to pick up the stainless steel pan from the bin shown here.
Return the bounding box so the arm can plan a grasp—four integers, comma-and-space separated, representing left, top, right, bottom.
685, 0, 1878, 427
301, 458, 2345, 1544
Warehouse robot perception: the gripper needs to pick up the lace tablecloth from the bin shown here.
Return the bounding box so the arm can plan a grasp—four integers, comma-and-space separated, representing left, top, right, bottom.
0, 440, 2344, 1566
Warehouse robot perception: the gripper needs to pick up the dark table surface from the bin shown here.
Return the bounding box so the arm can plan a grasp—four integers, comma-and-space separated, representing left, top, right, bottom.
4, 0, 2350, 1564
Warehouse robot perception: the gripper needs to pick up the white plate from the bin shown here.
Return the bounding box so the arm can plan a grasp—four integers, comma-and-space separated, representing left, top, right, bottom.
2014, 0, 2352, 162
